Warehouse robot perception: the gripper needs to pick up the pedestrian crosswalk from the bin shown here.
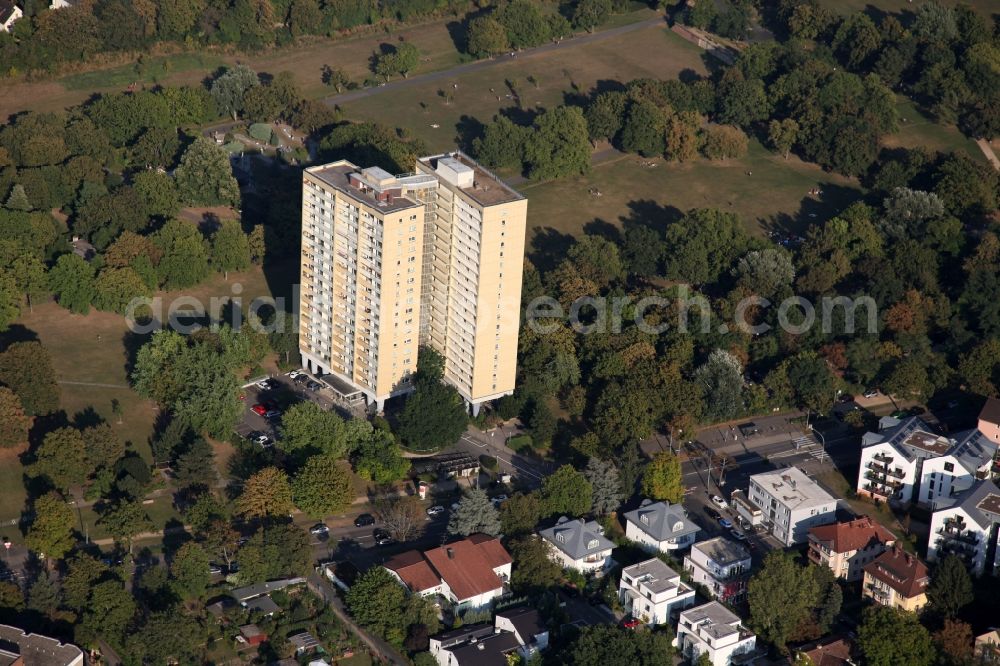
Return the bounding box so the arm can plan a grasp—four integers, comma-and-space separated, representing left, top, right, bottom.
792, 434, 828, 461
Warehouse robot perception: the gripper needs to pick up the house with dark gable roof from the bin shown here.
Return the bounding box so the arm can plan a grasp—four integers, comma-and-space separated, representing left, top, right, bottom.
538, 517, 615, 573
624, 499, 701, 553
384, 534, 512, 610
0, 1, 22, 32
862, 545, 929, 612
429, 607, 547, 666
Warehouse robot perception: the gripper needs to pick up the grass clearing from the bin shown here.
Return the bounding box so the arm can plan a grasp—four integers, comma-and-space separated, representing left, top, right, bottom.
337, 24, 707, 152
521, 139, 863, 240
0, 447, 28, 525
78, 495, 183, 541
883, 97, 986, 161
59, 53, 224, 91
0, 264, 288, 523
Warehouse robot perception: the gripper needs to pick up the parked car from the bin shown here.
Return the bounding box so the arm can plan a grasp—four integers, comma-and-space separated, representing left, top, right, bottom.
251, 404, 267, 416
251, 433, 272, 448
264, 409, 281, 420
256, 378, 275, 390
705, 507, 721, 520
309, 523, 329, 536
737, 422, 760, 437
373, 529, 394, 546
426, 505, 445, 517
710, 494, 729, 509
718, 518, 733, 529
294, 374, 310, 385
729, 527, 747, 541
208, 564, 223, 575
863, 388, 879, 399
491, 494, 509, 506
622, 618, 641, 630
306, 380, 322, 391
287, 370, 303, 379
354, 513, 375, 527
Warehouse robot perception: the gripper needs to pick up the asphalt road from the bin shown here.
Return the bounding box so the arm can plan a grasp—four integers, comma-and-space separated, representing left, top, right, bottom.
451, 426, 554, 489
320, 15, 667, 109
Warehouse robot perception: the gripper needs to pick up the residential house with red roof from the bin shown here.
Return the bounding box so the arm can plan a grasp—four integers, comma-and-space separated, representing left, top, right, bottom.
384, 534, 512, 611
808, 516, 897, 582
861, 545, 929, 612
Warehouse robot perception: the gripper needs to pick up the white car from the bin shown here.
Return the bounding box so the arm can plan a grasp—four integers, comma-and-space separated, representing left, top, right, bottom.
287, 369, 303, 379
426, 505, 445, 517
710, 495, 729, 509
251, 433, 272, 447
256, 378, 275, 390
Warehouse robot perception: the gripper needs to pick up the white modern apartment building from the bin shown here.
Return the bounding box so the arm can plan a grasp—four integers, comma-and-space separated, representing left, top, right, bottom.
674, 602, 756, 666
747, 467, 837, 546
857, 414, 999, 509
927, 479, 1000, 577
299, 152, 527, 413
618, 558, 696, 626
683, 537, 752, 604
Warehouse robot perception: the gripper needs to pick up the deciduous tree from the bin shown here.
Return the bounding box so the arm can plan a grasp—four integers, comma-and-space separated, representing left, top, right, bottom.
237, 466, 294, 521
169, 541, 210, 600
173, 137, 240, 207
376, 496, 425, 542
858, 605, 935, 666
31, 428, 88, 492
0, 341, 60, 415
47, 254, 95, 314
466, 16, 509, 58
26, 491, 75, 561
540, 465, 592, 518
99, 500, 153, 555
748, 551, 820, 651
292, 455, 354, 518
509, 536, 562, 593
0, 387, 31, 448
500, 491, 543, 535
642, 451, 683, 503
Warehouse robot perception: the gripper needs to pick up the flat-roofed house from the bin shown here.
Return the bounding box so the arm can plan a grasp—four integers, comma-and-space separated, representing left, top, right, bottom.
618, 558, 696, 626
683, 537, 752, 604
673, 602, 757, 666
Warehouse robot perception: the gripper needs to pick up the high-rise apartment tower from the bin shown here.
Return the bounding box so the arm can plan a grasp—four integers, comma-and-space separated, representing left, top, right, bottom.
299, 152, 527, 413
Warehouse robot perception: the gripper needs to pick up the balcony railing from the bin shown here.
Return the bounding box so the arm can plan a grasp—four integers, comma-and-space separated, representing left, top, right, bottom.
864, 483, 890, 497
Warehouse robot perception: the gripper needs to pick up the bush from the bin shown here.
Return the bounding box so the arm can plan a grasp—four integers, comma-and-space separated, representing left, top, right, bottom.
507, 434, 533, 452
479, 455, 499, 472
248, 123, 272, 141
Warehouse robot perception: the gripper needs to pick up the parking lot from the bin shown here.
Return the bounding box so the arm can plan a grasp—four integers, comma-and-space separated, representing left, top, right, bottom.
233, 368, 367, 449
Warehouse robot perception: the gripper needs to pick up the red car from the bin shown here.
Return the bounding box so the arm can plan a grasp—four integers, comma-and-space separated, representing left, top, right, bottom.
622, 618, 641, 630
251, 404, 267, 416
